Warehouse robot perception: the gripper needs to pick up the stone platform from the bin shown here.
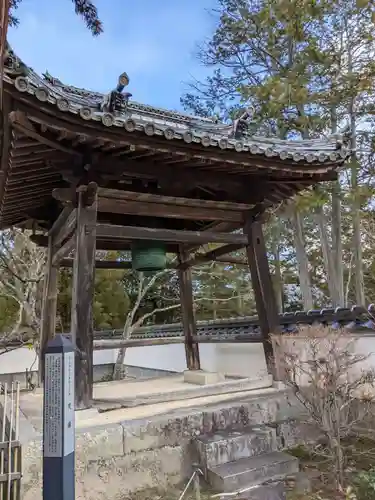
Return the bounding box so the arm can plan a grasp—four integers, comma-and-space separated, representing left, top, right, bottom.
18, 376, 314, 500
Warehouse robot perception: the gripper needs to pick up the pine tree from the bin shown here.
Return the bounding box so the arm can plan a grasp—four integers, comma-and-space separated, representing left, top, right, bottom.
9, 0, 103, 35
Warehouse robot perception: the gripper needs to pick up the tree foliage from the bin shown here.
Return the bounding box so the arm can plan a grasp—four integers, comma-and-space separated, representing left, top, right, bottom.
182, 0, 375, 308
8, 0, 103, 35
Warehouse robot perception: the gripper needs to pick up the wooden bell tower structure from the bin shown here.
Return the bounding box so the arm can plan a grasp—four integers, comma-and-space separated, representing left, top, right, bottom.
0, 45, 350, 408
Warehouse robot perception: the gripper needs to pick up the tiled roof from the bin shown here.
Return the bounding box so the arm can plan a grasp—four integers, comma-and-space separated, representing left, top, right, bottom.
95, 305, 375, 340
3, 44, 351, 167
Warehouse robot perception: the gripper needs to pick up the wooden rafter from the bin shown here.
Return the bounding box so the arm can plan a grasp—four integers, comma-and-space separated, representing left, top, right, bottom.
8, 110, 80, 156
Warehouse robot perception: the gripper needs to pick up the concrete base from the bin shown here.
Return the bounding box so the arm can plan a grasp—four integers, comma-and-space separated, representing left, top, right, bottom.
183, 370, 225, 386
75, 408, 99, 423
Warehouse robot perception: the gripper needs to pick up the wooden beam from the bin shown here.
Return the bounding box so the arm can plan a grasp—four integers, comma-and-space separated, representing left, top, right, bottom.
48, 206, 73, 239
97, 187, 253, 211
30, 233, 180, 253
96, 224, 248, 245
178, 248, 200, 370
39, 235, 58, 383
51, 209, 77, 248
97, 197, 243, 223
60, 258, 177, 270
244, 217, 279, 376
52, 235, 75, 266
179, 243, 245, 269
96, 159, 264, 202
70, 184, 98, 409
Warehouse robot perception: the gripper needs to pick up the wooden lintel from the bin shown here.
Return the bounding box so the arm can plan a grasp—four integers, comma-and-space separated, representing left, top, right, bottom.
52, 235, 75, 266
96, 223, 248, 245
60, 258, 177, 270
97, 197, 243, 223
97, 187, 252, 211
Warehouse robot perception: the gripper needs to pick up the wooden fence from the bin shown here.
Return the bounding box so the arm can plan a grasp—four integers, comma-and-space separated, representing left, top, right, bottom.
0, 383, 21, 500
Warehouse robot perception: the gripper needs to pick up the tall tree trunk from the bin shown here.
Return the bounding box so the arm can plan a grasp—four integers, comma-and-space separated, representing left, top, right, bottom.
271, 241, 284, 313
290, 207, 314, 310
351, 156, 365, 305
331, 182, 344, 305
346, 17, 365, 306
330, 106, 345, 306
315, 206, 340, 306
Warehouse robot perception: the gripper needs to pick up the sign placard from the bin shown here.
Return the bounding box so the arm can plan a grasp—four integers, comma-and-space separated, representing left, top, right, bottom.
43, 335, 76, 500
63, 351, 75, 456
44, 352, 63, 457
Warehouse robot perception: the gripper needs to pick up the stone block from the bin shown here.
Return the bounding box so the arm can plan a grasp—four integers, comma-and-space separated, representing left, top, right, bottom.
75, 407, 99, 423
183, 370, 225, 385
276, 420, 321, 449
121, 410, 204, 453
207, 452, 299, 492
196, 427, 276, 469
75, 445, 186, 499
75, 424, 125, 461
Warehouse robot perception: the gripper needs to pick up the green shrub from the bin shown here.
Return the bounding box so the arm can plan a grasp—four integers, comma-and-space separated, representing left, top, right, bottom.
353, 470, 375, 500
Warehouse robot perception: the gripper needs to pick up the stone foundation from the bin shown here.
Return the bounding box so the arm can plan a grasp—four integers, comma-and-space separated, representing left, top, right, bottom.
20, 388, 313, 500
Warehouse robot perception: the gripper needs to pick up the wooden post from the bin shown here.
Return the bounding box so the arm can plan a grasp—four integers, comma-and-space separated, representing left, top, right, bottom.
178, 248, 200, 371
71, 183, 98, 409
39, 235, 58, 383
244, 218, 280, 376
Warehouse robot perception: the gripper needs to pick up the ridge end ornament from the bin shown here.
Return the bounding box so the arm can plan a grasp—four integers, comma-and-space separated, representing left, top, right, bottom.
100, 71, 133, 114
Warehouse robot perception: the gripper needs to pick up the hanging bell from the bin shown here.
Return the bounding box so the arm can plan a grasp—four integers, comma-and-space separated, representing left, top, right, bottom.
131, 241, 167, 275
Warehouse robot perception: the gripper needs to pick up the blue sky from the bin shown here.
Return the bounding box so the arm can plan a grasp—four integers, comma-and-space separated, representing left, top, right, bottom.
8, 0, 218, 110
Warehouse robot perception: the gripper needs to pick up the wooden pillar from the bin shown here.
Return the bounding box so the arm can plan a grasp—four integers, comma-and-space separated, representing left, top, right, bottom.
39, 235, 58, 383
244, 218, 280, 375
71, 183, 98, 409
178, 248, 200, 370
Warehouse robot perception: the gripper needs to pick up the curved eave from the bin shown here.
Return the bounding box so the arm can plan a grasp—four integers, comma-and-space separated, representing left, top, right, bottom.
4, 71, 350, 171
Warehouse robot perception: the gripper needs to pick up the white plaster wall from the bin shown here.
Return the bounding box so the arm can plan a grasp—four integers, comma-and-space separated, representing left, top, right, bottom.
273, 334, 375, 386
0, 342, 268, 378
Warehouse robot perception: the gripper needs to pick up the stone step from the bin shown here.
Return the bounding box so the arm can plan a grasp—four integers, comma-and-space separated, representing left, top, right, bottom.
196, 426, 276, 469
207, 451, 299, 492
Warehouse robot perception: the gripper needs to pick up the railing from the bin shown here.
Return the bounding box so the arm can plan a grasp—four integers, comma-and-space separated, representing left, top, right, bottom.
0, 382, 21, 500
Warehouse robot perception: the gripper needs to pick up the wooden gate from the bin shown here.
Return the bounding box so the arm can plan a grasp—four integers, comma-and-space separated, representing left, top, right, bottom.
0, 383, 21, 500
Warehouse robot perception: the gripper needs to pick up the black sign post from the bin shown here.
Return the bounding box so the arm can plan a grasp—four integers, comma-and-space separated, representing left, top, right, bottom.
43, 335, 75, 500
